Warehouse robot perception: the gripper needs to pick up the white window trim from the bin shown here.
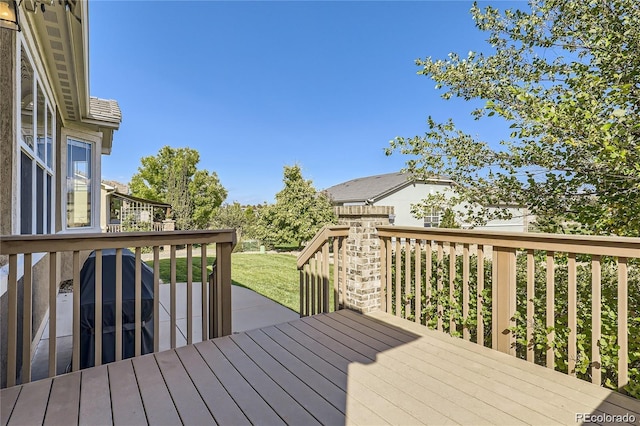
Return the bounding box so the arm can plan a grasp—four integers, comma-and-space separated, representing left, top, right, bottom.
61, 127, 103, 233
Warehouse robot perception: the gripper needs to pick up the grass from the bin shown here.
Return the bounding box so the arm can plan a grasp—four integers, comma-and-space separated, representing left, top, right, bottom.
146, 253, 302, 313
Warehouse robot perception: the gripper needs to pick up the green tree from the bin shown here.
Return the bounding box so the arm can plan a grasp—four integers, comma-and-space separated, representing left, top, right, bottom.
130, 146, 227, 230
212, 202, 258, 242
257, 165, 336, 248
387, 0, 640, 236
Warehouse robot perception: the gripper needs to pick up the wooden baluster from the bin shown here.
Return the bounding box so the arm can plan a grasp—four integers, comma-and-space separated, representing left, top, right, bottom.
425, 241, 432, 326
170, 245, 177, 348
341, 237, 347, 310
187, 244, 193, 345
526, 249, 534, 362
154, 246, 160, 351
405, 239, 411, 320
437, 242, 444, 332
591, 255, 601, 385
22, 253, 32, 383
323, 242, 330, 313
7, 254, 17, 386
72, 250, 80, 371
449, 243, 456, 333
546, 251, 555, 369
95, 249, 103, 365
115, 248, 123, 361
135, 247, 142, 357
48, 252, 57, 377
414, 241, 422, 325
462, 244, 470, 340
476, 245, 484, 346
618, 257, 628, 392
201, 244, 207, 341
568, 253, 577, 376
395, 238, 401, 317
333, 237, 339, 311
385, 238, 392, 314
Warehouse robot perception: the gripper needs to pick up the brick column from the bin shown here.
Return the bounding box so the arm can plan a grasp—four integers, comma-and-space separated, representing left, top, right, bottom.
336, 206, 393, 313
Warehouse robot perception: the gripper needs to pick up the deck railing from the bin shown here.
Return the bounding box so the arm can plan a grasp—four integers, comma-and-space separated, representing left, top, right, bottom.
377, 226, 640, 393
297, 225, 349, 316
1, 229, 236, 387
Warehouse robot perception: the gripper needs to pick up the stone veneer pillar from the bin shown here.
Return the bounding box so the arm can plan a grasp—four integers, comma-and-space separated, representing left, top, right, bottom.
335, 205, 393, 313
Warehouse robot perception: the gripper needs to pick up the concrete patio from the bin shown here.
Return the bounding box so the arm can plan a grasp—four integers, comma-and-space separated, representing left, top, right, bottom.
29, 284, 298, 381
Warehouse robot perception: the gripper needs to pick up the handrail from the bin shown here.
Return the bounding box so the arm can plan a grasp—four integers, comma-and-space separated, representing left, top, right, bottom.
377, 226, 640, 257
0, 229, 237, 255
297, 225, 349, 269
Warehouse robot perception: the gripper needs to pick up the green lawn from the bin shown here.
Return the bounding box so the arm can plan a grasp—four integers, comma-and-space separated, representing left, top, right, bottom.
146, 253, 302, 313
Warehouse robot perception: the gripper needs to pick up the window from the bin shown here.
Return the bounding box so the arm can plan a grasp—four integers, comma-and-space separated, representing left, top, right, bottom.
19, 46, 55, 235
423, 208, 442, 228
66, 139, 92, 228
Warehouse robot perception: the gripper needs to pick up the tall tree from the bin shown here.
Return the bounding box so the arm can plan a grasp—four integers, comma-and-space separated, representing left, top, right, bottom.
129, 146, 227, 230
257, 165, 336, 247
387, 0, 640, 236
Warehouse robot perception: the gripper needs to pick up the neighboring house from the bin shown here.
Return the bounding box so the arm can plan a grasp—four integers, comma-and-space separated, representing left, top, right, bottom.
325, 172, 530, 232
0, 0, 121, 386
101, 182, 172, 232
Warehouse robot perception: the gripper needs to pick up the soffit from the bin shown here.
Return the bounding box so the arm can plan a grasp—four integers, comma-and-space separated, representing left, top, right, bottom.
23, 0, 86, 125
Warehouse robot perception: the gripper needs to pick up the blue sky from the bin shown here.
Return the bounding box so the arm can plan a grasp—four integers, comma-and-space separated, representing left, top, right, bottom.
90, 0, 524, 205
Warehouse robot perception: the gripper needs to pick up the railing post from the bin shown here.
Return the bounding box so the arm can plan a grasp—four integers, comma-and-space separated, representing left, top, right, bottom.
493, 247, 517, 355
334, 206, 393, 313
215, 242, 233, 336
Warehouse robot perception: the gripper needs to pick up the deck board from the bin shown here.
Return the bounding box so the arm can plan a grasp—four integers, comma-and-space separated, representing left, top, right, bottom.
174, 344, 251, 426
44, 373, 81, 425
0, 385, 20, 425
79, 366, 112, 426
131, 354, 181, 426
3, 309, 640, 425
107, 360, 147, 426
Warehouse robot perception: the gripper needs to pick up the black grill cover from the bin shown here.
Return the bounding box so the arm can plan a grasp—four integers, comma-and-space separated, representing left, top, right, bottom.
79, 249, 154, 369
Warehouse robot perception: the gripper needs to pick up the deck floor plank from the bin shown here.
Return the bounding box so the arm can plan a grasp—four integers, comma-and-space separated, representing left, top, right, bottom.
6, 378, 51, 426
107, 360, 147, 426
256, 326, 388, 426
2, 309, 640, 425
131, 354, 182, 426
44, 372, 81, 425
246, 328, 347, 411
174, 344, 251, 426
212, 335, 321, 425
232, 332, 345, 425
79, 365, 112, 426
154, 349, 217, 425
0, 384, 20, 426
193, 339, 286, 426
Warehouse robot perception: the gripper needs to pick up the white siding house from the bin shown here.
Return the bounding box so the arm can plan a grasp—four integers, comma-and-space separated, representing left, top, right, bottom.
325, 172, 530, 232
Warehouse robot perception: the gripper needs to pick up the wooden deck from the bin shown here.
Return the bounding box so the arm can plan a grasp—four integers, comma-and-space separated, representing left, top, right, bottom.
2, 310, 639, 425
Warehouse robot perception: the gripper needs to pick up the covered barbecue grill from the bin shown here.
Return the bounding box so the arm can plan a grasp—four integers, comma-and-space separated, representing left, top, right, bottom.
79, 248, 154, 368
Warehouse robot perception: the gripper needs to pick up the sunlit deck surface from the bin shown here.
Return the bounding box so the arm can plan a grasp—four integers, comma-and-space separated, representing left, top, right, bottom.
2, 310, 640, 425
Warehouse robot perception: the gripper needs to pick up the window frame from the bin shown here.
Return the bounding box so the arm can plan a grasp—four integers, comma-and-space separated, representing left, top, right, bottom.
17, 41, 56, 236
61, 128, 102, 232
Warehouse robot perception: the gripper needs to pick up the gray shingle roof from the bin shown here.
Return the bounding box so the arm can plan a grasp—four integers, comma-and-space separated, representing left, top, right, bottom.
324, 172, 453, 204
88, 97, 122, 125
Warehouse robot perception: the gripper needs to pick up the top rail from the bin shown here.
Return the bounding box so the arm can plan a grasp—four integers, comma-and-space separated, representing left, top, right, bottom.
297, 225, 349, 269
0, 229, 237, 255
377, 226, 640, 257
